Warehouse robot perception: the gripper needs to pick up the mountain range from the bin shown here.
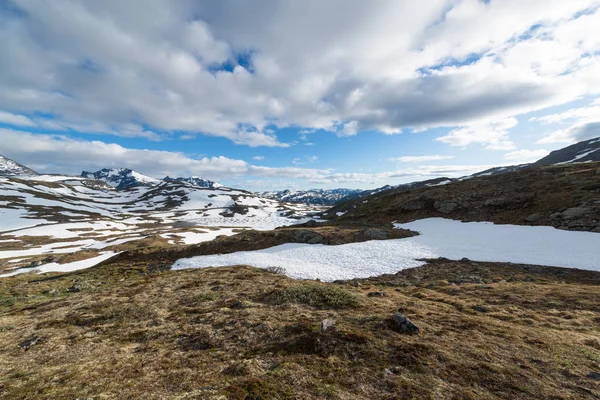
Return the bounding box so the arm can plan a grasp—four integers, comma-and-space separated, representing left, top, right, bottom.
1, 136, 599, 204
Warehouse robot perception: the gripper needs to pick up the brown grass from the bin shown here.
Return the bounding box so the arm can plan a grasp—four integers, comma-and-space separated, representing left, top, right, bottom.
0, 259, 598, 399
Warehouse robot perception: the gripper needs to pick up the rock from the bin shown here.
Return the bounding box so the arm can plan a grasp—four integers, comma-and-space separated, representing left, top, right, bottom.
460, 257, 471, 262
19, 335, 43, 350
367, 291, 386, 297
320, 319, 335, 332
362, 229, 388, 240
434, 201, 458, 213
25, 260, 42, 269
391, 313, 420, 334
561, 207, 591, 220
588, 372, 600, 381
66, 284, 82, 293
401, 200, 426, 211
42, 256, 57, 263
472, 304, 489, 313
525, 213, 542, 222
549, 212, 563, 220
293, 230, 325, 244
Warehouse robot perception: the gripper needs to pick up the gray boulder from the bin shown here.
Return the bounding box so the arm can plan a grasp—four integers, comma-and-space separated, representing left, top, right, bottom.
391, 313, 420, 334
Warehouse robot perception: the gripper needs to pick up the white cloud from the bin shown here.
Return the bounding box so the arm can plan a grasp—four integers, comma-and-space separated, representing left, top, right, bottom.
0, 129, 320, 180
1, 1, 599, 148
538, 122, 600, 144
252, 156, 265, 161
503, 149, 549, 162
391, 155, 455, 163
436, 118, 518, 150
0, 111, 37, 127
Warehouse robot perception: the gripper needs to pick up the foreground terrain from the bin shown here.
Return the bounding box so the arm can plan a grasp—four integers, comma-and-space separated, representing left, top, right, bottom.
0, 259, 599, 399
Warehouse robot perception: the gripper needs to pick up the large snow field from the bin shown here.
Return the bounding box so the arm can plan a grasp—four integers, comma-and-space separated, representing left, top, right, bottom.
172, 218, 600, 281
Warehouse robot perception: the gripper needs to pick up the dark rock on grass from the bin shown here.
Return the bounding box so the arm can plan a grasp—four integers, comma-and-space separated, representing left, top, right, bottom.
472, 304, 490, 313
391, 313, 420, 334
588, 372, 600, 381
367, 291, 386, 297
19, 335, 43, 350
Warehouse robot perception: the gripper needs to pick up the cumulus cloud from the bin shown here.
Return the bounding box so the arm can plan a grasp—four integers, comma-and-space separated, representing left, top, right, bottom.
1, 0, 599, 149
538, 122, 600, 144
0, 129, 321, 180
252, 156, 265, 161
391, 155, 455, 163
436, 118, 518, 150
503, 149, 549, 162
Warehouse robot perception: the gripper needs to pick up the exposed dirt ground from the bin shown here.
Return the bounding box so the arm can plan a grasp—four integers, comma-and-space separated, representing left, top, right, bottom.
0, 258, 599, 399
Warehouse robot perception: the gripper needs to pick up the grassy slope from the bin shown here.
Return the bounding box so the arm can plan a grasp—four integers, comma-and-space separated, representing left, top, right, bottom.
0, 260, 599, 399
326, 162, 600, 232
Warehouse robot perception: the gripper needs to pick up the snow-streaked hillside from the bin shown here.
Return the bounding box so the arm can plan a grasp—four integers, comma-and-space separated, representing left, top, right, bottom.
164, 176, 220, 188
0, 155, 38, 176
81, 168, 161, 189
261, 188, 364, 205
0, 176, 321, 274
535, 136, 600, 166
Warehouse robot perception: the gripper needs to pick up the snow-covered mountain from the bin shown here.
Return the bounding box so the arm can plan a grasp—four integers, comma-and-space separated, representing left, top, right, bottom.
261, 188, 364, 205
0, 155, 38, 176
81, 168, 161, 190
534, 136, 600, 166
164, 176, 221, 189
0, 174, 320, 275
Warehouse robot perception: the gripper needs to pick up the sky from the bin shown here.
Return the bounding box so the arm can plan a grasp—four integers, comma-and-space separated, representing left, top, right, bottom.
1, 0, 600, 191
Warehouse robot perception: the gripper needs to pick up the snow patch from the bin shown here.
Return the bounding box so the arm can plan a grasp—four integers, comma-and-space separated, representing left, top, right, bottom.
172, 218, 600, 281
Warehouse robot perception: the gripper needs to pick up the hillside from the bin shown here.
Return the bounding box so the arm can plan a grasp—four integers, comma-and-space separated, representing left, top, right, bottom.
0, 176, 320, 276
535, 137, 600, 166
0, 155, 37, 177
326, 162, 600, 232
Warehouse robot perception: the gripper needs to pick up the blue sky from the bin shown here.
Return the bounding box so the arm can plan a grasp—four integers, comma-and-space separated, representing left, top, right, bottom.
1, 0, 600, 190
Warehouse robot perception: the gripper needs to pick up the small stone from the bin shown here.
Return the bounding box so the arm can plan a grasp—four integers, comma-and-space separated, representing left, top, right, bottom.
66, 285, 81, 293
19, 335, 43, 350
472, 304, 489, 313
320, 319, 335, 332
391, 313, 420, 334
367, 291, 386, 297
588, 372, 600, 381
460, 257, 471, 262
